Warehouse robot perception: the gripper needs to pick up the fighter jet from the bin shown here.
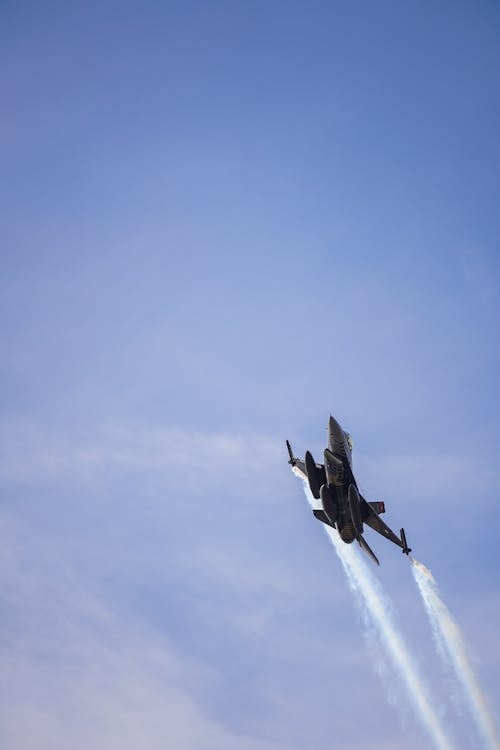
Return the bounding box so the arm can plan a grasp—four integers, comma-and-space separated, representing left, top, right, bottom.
286, 415, 411, 566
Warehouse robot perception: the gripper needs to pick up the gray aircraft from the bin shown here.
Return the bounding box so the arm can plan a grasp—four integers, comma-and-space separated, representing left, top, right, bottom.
286, 415, 411, 566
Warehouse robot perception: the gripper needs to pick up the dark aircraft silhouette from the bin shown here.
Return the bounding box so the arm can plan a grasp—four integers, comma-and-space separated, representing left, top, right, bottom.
286, 415, 411, 566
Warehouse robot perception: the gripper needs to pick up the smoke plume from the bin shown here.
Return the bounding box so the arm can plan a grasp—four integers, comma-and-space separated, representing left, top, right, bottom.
412, 559, 499, 750
295, 472, 455, 750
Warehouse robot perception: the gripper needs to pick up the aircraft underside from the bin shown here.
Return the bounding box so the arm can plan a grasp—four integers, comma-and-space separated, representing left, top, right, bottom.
286, 416, 411, 566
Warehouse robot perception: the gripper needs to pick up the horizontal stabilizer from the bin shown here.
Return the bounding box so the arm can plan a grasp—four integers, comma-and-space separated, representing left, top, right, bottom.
358, 534, 380, 566
313, 509, 335, 528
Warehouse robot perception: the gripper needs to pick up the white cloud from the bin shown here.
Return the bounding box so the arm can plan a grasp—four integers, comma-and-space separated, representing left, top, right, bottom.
0, 518, 290, 750
1, 419, 497, 750
0, 419, 284, 498
1, 615, 293, 750
0, 506, 393, 750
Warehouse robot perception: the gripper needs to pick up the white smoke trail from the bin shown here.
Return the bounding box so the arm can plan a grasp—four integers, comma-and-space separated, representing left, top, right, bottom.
412, 559, 499, 750
294, 471, 454, 750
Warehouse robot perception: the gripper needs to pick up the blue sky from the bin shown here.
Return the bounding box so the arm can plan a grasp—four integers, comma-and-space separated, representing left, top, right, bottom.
1, 1, 499, 748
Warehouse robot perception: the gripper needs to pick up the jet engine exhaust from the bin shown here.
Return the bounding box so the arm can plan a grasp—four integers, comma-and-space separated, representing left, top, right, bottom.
412, 559, 500, 750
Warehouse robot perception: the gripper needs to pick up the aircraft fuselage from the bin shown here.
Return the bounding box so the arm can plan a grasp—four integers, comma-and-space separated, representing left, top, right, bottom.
286, 415, 411, 565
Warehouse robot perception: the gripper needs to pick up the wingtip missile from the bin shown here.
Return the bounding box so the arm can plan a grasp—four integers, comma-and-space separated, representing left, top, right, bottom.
286, 440, 295, 465
400, 528, 411, 555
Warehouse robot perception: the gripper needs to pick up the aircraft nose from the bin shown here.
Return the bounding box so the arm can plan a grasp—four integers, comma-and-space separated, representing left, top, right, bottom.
329, 415, 336, 434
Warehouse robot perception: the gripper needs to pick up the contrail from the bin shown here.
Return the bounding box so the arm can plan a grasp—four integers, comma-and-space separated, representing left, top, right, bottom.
412, 559, 499, 750
295, 471, 454, 750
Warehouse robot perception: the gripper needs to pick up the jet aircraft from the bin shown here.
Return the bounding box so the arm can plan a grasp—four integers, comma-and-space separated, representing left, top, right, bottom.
286, 415, 411, 566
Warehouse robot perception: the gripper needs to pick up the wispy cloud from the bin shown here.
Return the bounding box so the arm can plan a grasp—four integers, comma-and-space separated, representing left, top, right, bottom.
1, 418, 498, 749
0, 419, 372, 749
1, 590, 292, 750
0, 419, 285, 496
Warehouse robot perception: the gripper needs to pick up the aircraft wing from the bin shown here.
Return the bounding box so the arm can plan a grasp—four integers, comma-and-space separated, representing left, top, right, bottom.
361, 498, 404, 549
